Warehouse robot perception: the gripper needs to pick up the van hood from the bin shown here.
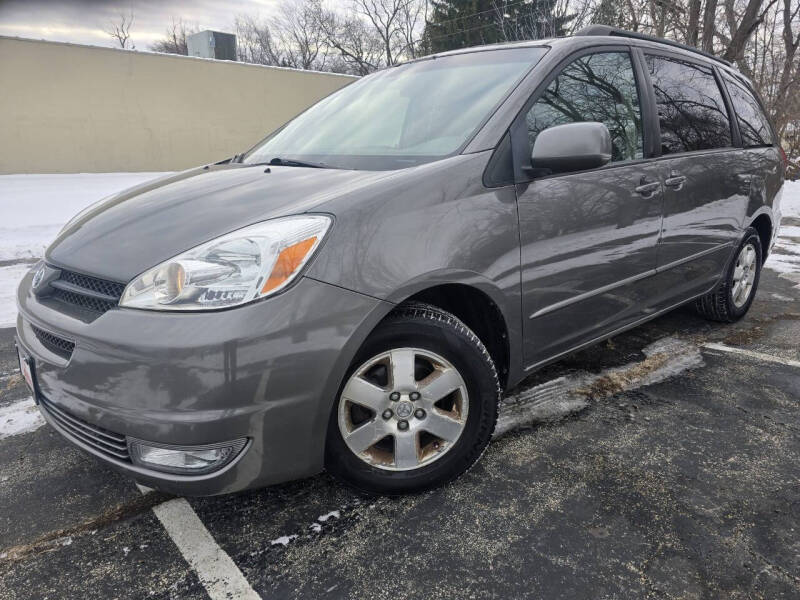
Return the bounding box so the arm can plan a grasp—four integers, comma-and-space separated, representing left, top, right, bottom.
46, 164, 392, 282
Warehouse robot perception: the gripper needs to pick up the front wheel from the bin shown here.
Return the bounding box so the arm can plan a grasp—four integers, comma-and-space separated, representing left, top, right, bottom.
695, 227, 763, 323
325, 303, 500, 494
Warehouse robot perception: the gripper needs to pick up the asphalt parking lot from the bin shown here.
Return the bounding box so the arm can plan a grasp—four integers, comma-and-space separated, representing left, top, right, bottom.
1, 265, 799, 600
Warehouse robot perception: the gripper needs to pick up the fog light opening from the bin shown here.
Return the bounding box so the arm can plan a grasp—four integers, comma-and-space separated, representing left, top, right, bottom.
128, 438, 247, 475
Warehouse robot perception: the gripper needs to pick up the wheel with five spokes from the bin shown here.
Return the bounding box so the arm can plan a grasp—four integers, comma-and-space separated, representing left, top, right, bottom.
326, 303, 500, 494
695, 227, 763, 322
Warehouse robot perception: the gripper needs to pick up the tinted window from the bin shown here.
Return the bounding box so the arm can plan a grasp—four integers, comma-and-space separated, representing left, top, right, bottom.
724, 76, 773, 147
525, 52, 643, 162
243, 48, 547, 171
646, 55, 731, 154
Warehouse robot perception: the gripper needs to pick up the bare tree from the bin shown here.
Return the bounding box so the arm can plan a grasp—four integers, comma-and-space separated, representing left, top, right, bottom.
271, 0, 330, 69
310, 0, 427, 73
721, 0, 781, 62
235, 15, 284, 65
350, 0, 425, 65
150, 17, 196, 55
314, 1, 386, 74
105, 11, 134, 49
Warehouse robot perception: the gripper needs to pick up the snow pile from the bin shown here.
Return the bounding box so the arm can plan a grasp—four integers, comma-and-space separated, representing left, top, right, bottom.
768, 180, 800, 283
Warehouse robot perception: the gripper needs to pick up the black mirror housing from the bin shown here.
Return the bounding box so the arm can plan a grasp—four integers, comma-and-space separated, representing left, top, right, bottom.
530, 122, 613, 174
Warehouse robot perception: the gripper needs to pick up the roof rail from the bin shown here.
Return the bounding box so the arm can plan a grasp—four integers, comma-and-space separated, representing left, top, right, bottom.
575, 24, 732, 67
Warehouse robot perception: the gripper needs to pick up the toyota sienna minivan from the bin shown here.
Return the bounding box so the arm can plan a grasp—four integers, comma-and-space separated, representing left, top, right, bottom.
16, 26, 785, 495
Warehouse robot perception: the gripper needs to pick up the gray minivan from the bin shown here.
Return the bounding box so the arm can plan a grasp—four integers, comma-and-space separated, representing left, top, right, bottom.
16, 26, 785, 495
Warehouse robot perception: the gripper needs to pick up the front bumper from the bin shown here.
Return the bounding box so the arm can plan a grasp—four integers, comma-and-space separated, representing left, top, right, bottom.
16, 271, 388, 495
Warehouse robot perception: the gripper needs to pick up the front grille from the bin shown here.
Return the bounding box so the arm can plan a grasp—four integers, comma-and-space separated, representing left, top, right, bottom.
49, 268, 125, 315
52, 288, 117, 314
39, 395, 130, 462
60, 270, 126, 298
31, 325, 75, 360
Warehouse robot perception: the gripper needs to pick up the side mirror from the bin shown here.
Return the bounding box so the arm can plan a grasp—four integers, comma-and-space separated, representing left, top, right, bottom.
530, 122, 612, 174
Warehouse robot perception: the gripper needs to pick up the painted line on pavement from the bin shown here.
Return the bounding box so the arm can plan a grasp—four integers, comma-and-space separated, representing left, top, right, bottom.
144, 493, 260, 600
702, 343, 800, 369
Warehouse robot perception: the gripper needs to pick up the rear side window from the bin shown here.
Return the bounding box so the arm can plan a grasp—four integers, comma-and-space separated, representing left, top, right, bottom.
724, 76, 774, 147
525, 52, 643, 162
646, 55, 732, 154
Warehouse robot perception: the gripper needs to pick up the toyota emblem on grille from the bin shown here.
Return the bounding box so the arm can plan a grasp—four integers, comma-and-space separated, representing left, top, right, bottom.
31, 264, 45, 289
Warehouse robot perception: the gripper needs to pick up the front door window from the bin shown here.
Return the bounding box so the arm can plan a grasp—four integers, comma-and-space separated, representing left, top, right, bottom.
525, 51, 644, 163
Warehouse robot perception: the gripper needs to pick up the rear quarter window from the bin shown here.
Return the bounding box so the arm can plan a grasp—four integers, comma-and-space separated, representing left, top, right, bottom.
724, 76, 774, 147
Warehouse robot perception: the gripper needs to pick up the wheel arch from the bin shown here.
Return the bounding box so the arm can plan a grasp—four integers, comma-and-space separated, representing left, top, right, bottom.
397, 283, 511, 391
749, 212, 773, 259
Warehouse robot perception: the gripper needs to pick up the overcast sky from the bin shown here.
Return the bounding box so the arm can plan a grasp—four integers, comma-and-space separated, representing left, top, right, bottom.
0, 0, 280, 49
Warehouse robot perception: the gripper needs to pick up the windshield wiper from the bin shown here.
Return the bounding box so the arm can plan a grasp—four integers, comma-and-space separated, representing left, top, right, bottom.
250, 157, 331, 169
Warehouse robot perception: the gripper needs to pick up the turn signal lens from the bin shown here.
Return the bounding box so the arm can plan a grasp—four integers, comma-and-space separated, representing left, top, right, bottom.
262, 237, 317, 294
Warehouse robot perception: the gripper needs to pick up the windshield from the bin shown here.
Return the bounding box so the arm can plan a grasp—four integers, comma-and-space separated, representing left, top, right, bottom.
243, 48, 548, 170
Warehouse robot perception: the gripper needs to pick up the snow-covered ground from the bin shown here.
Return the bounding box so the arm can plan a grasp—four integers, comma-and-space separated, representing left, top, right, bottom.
0, 172, 169, 327
0, 174, 798, 329
770, 180, 800, 281
0, 172, 168, 262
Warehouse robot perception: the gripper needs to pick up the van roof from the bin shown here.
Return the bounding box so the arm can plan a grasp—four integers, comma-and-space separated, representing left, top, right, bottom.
417, 26, 748, 86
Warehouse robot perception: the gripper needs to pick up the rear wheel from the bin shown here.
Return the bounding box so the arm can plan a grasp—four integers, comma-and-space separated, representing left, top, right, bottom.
695, 228, 762, 323
325, 303, 500, 494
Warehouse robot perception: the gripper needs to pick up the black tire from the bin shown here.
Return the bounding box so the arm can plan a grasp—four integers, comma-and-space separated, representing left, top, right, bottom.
325, 302, 500, 495
695, 227, 762, 323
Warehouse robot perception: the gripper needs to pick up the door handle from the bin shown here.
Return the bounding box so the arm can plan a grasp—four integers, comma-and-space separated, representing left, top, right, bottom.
634, 178, 661, 197
664, 171, 687, 190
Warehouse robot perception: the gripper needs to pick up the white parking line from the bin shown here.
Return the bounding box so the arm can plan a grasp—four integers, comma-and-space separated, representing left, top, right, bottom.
702, 343, 800, 369
152, 498, 261, 600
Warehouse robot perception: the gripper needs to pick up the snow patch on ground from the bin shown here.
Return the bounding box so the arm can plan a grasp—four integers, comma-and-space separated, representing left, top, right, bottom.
0, 172, 169, 262
261, 509, 344, 552
0, 263, 31, 328
0, 398, 44, 440
270, 534, 298, 546
496, 337, 704, 437
779, 179, 800, 215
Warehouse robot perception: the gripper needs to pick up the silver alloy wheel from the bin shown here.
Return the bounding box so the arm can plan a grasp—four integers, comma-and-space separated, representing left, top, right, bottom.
732, 242, 757, 308
337, 348, 469, 471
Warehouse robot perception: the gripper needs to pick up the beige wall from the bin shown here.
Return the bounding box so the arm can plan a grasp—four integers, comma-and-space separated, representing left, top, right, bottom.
0, 37, 356, 174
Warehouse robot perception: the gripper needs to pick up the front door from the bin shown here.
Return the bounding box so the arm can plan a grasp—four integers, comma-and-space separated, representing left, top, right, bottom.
514, 49, 664, 368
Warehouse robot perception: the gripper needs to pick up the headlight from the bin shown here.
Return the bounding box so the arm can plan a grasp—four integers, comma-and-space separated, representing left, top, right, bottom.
120, 215, 331, 311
